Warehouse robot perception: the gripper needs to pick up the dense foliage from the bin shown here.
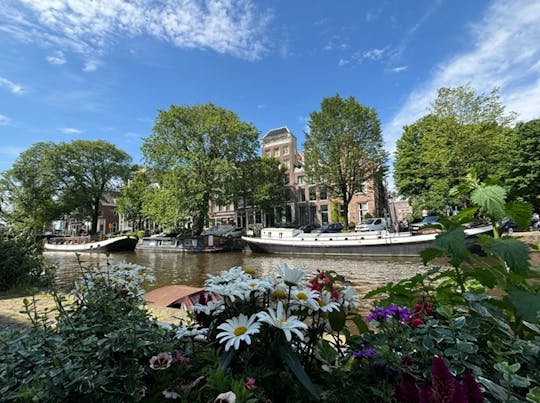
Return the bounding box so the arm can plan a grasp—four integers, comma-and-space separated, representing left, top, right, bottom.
304, 94, 387, 229
0, 231, 45, 291
116, 171, 151, 232
394, 86, 515, 216
0, 140, 132, 234
142, 103, 260, 233
506, 118, 540, 211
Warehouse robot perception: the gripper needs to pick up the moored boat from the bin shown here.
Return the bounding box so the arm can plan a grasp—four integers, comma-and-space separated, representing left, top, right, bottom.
137, 234, 244, 253
43, 235, 138, 253
242, 225, 493, 256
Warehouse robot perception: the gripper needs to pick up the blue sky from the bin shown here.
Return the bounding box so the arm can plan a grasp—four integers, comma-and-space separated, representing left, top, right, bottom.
1, 0, 540, 187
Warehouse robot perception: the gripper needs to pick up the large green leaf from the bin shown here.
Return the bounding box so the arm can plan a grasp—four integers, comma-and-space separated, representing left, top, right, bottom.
431, 227, 471, 263
505, 201, 533, 231
279, 345, 320, 401
471, 185, 506, 222
328, 308, 346, 332
506, 290, 540, 323
480, 236, 530, 275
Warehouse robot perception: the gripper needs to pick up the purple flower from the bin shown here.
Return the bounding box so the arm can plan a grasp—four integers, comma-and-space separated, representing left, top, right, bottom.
462, 372, 483, 403
366, 303, 411, 323
352, 347, 376, 359
431, 357, 456, 403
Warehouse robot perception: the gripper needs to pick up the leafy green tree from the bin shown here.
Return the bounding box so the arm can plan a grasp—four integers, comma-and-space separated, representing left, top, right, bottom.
304, 95, 387, 229
51, 140, 132, 234
142, 103, 260, 234
394, 86, 513, 216
506, 118, 540, 211
1, 140, 132, 235
0, 142, 62, 232
116, 171, 150, 231
232, 156, 288, 226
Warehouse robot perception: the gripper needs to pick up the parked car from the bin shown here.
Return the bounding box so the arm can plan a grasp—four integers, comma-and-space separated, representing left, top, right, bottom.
410, 216, 442, 234
355, 217, 388, 232
201, 225, 244, 238
300, 223, 320, 233
314, 223, 344, 233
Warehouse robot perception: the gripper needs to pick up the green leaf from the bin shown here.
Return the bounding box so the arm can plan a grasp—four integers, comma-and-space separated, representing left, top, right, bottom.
328, 308, 346, 332
279, 345, 320, 401
507, 290, 540, 323
526, 386, 540, 403
471, 185, 507, 222
433, 227, 471, 263
478, 376, 509, 401
421, 247, 445, 265
480, 236, 530, 275
218, 348, 235, 371
352, 315, 369, 334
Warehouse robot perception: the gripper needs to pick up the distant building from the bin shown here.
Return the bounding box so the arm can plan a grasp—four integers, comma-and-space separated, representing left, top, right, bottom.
208, 127, 386, 229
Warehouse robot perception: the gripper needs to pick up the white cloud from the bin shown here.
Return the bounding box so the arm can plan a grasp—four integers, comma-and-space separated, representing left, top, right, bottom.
0, 76, 24, 95
338, 58, 349, 67
0, 146, 24, 156
0, 114, 11, 125
46, 50, 66, 64
1, 0, 271, 70
363, 48, 386, 61
59, 127, 84, 134
389, 65, 408, 73
384, 0, 540, 154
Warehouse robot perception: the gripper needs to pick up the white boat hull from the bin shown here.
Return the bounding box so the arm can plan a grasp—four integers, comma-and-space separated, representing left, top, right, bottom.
242, 226, 492, 256
43, 235, 138, 253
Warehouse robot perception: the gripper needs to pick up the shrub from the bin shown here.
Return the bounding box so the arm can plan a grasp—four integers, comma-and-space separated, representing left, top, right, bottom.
0, 232, 45, 291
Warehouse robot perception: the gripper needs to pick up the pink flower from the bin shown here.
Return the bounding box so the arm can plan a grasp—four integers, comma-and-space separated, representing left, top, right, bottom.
245, 376, 257, 390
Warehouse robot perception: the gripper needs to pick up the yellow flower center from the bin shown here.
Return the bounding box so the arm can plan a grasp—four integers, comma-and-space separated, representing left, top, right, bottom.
318, 300, 326, 307
234, 326, 247, 336
244, 268, 256, 275
279, 318, 287, 323
297, 292, 308, 300
273, 290, 286, 299
249, 282, 256, 288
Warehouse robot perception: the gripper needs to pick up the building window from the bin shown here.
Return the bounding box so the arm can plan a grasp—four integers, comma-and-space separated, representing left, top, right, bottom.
309, 187, 316, 201
265, 150, 271, 157
282, 159, 290, 169
298, 176, 304, 185
319, 187, 327, 200
299, 189, 306, 202
283, 145, 289, 155
320, 205, 329, 224
358, 202, 369, 222
274, 147, 280, 157
284, 174, 290, 185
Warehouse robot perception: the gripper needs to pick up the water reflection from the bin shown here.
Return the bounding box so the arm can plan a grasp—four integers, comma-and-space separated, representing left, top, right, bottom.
44, 250, 426, 298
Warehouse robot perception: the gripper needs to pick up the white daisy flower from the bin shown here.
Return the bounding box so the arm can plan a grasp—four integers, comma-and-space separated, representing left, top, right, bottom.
317, 291, 341, 313
206, 283, 249, 302
275, 264, 306, 287
193, 299, 225, 315
339, 286, 361, 311
216, 313, 261, 351
244, 277, 273, 294
175, 325, 208, 339
257, 301, 308, 342
290, 287, 320, 311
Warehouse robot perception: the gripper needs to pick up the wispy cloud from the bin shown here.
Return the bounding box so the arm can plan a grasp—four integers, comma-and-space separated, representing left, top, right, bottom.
46, 50, 66, 65
0, 76, 24, 95
59, 127, 84, 135
389, 65, 408, 73
384, 0, 540, 154
0, 146, 24, 157
1, 0, 271, 70
362, 47, 386, 61
0, 114, 11, 125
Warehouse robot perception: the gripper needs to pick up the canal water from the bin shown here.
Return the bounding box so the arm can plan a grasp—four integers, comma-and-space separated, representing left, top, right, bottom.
44, 250, 427, 299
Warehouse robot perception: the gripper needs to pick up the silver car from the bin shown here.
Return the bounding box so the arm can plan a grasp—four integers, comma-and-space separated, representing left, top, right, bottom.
355, 218, 388, 231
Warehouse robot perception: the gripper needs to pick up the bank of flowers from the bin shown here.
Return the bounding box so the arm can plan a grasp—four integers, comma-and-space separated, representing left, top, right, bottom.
1, 226, 539, 402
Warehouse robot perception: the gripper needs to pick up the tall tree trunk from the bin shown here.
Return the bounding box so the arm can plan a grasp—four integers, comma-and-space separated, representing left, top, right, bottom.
91, 199, 100, 235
